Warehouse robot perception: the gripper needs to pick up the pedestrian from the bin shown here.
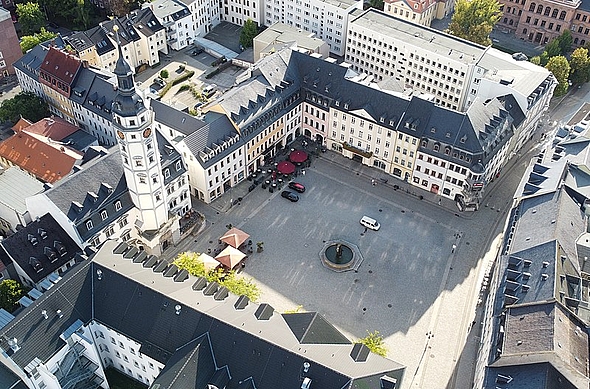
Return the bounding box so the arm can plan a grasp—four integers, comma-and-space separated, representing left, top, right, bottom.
371, 179, 375, 186
438, 198, 442, 206
451, 244, 456, 253
302, 169, 306, 176
364, 227, 368, 233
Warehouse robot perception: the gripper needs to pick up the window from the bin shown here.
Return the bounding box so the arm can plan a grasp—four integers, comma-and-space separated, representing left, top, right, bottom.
86, 220, 93, 230
175, 160, 182, 171
164, 169, 170, 178
114, 201, 122, 211
100, 210, 108, 221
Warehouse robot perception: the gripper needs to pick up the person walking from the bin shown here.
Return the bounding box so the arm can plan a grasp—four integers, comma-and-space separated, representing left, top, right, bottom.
371, 179, 376, 186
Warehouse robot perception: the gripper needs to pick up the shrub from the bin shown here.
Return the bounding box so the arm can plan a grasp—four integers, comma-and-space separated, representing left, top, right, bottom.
172, 70, 195, 86
160, 69, 169, 79
356, 330, 388, 357
177, 84, 190, 92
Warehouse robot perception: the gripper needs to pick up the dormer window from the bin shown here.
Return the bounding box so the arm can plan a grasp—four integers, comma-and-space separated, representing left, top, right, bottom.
38, 228, 48, 239
115, 200, 122, 211
28, 234, 38, 246
86, 220, 93, 231
164, 169, 170, 178
175, 160, 182, 171
101, 210, 108, 221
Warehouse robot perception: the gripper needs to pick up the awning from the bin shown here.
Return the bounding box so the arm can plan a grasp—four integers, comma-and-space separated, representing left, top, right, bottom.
197, 253, 220, 271
220, 227, 250, 248
289, 150, 308, 163
215, 246, 246, 269
277, 160, 296, 175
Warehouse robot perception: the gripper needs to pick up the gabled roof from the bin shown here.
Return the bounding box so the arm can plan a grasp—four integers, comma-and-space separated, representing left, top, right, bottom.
0, 167, 44, 216
0, 128, 83, 184
13, 116, 79, 141
39, 46, 81, 87
0, 213, 82, 283
128, 7, 164, 36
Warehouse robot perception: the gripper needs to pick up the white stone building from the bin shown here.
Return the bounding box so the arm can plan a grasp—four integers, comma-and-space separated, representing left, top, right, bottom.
263, 0, 362, 56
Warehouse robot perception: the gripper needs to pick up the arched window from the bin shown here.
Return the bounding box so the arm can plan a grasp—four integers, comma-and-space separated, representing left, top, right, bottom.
528, 2, 535, 11
552, 9, 558, 18
582, 39, 586, 46
504, 17, 508, 23
523, 28, 528, 34
509, 19, 514, 25
559, 10, 566, 20
536, 4, 542, 13
544, 7, 550, 16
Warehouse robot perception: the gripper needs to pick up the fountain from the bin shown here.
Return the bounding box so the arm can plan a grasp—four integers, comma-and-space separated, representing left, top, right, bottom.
320, 239, 363, 272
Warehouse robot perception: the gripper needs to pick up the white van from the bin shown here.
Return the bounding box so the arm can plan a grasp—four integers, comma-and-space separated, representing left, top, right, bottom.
360, 216, 380, 231
202, 84, 217, 98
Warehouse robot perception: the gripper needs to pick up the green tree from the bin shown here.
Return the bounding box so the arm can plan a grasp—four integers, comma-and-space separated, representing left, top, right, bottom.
570, 47, 590, 85
16, 2, 45, 35
0, 92, 50, 124
20, 28, 57, 53
530, 56, 541, 65
447, 0, 501, 46
357, 330, 388, 357
0, 280, 28, 312
74, 0, 93, 30
544, 39, 561, 58
160, 69, 169, 79
368, 0, 384, 10
240, 19, 259, 49
557, 30, 573, 55
546, 55, 570, 96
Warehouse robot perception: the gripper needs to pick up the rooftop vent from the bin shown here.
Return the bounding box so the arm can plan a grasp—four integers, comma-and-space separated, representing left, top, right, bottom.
56, 309, 63, 318
254, 303, 274, 320
350, 343, 370, 362
7, 338, 19, 352
234, 295, 249, 310
175, 304, 181, 315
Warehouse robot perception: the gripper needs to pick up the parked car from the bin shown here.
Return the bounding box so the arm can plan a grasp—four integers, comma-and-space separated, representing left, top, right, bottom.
281, 191, 299, 202
154, 78, 166, 87
192, 48, 204, 56
194, 102, 204, 110
202, 84, 217, 98
360, 215, 380, 231
288, 182, 305, 193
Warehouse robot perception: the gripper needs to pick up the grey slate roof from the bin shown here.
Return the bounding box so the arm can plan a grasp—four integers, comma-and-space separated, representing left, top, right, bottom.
0, 213, 82, 283
128, 8, 164, 37
152, 99, 207, 136
43, 149, 133, 240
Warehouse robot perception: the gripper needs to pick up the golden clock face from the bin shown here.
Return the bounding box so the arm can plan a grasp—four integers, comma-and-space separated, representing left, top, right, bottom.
143, 128, 152, 138
117, 130, 125, 139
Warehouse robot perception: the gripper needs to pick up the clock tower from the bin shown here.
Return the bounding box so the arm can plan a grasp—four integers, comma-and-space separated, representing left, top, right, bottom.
111, 26, 167, 232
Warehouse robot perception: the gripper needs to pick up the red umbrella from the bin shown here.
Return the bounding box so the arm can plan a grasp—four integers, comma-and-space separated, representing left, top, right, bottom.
289, 150, 308, 163
277, 160, 296, 174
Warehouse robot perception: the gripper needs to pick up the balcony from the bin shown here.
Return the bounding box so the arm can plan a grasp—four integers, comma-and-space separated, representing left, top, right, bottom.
342, 142, 373, 159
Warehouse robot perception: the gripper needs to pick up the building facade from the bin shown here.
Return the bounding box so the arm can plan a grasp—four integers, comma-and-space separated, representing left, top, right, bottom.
263, 0, 361, 56
147, 0, 194, 51
0, 7, 21, 79
222, 0, 263, 26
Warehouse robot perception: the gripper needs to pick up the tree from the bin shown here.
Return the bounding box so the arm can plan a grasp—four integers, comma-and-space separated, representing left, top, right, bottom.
546, 55, 570, 96
20, 28, 57, 53
0, 92, 50, 124
110, 0, 132, 17
544, 39, 561, 58
0, 280, 28, 312
16, 2, 45, 35
357, 330, 388, 357
447, 0, 501, 46
368, 0, 384, 10
570, 47, 590, 85
160, 69, 169, 79
557, 30, 573, 55
240, 19, 258, 49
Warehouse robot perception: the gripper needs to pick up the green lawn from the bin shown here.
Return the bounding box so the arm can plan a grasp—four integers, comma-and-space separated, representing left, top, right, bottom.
104, 367, 148, 389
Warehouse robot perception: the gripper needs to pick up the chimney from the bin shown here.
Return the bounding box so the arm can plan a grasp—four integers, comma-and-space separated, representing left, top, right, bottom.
7, 338, 19, 352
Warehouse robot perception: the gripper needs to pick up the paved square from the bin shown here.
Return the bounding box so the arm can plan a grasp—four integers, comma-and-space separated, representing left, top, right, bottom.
183, 155, 480, 389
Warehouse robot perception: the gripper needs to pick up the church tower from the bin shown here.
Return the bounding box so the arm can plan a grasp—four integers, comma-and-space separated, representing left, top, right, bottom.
111, 26, 167, 232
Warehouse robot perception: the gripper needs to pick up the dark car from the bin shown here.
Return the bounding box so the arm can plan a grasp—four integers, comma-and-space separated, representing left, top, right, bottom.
192, 48, 204, 55
281, 191, 299, 202
288, 182, 305, 193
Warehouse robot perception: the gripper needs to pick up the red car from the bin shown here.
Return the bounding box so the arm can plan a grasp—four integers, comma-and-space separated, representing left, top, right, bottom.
288, 182, 305, 193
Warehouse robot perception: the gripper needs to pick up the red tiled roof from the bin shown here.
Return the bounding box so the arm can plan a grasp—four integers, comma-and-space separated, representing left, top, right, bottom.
13, 117, 32, 132
0, 131, 83, 184
14, 116, 79, 141
40, 46, 81, 86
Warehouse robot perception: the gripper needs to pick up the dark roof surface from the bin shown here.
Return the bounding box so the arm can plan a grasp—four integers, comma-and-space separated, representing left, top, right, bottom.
0, 213, 82, 283
282, 312, 351, 344
483, 363, 577, 389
